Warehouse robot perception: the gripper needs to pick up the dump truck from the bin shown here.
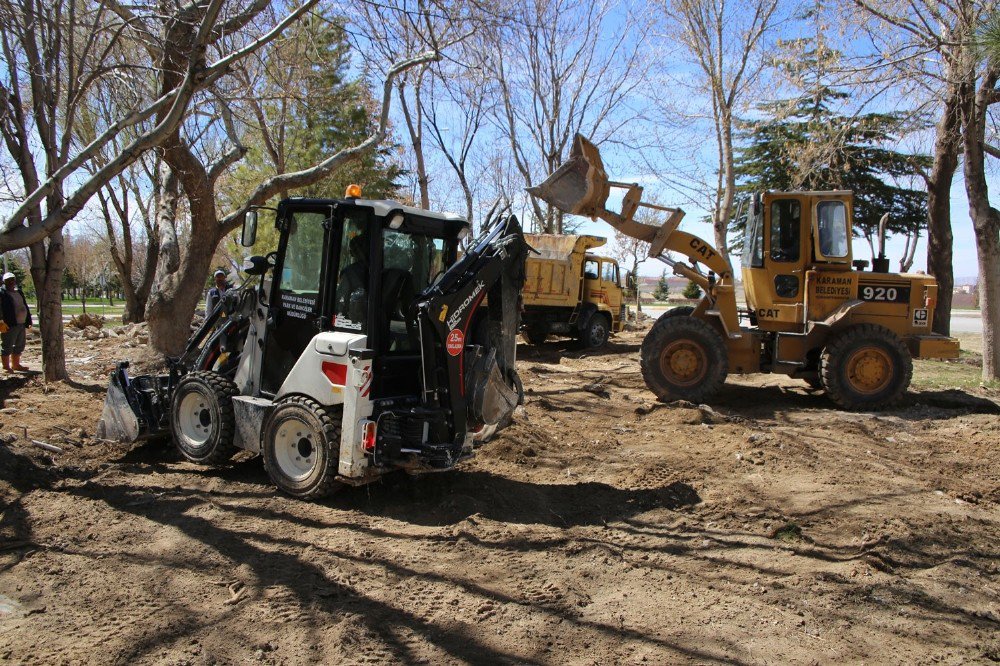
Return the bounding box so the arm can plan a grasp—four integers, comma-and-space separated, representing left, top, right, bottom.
521, 233, 626, 347
97, 191, 529, 499
528, 134, 960, 410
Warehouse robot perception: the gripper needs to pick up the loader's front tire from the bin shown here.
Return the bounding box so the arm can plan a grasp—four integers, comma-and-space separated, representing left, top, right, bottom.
640, 315, 727, 403
262, 396, 343, 500
820, 324, 912, 410
171, 371, 238, 465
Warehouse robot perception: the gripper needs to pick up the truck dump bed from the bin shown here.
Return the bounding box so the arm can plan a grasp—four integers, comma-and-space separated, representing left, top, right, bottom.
523, 234, 606, 308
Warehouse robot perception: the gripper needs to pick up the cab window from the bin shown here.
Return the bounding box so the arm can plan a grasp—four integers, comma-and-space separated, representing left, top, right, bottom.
817, 201, 849, 258
381, 229, 447, 352
584, 259, 599, 279
601, 261, 618, 284
742, 206, 765, 268
770, 199, 801, 262
332, 212, 370, 332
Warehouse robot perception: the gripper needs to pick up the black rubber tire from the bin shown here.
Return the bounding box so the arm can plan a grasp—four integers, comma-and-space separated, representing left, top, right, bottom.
170, 371, 238, 465
657, 306, 694, 321
640, 315, 728, 402
261, 396, 343, 500
521, 323, 550, 345
581, 313, 611, 348
820, 324, 913, 411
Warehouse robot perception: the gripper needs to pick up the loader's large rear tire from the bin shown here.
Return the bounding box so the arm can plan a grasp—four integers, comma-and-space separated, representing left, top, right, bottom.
640, 316, 727, 402
262, 396, 343, 500
657, 305, 694, 321
820, 324, 912, 411
171, 371, 238, 465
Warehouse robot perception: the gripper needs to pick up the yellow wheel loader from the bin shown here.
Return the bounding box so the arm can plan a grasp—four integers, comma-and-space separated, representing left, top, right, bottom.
528, 135, 960, 410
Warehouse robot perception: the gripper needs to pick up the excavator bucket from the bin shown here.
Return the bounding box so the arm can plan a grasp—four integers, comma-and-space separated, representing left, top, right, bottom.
527, 134, 611, 217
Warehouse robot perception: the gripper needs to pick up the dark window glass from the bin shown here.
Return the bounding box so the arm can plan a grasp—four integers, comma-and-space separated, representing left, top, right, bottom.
770, 200, 801, 262
381, 229, 447, 353
742, 207, 765, 268
584, 259, 599, 280
333, 213, 370, 333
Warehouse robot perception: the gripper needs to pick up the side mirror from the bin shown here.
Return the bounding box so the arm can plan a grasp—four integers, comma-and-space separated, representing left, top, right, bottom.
750, 193, 760, 217
241, 210, 258, 247
625, 271, 637, 290
242, 255, 269, 276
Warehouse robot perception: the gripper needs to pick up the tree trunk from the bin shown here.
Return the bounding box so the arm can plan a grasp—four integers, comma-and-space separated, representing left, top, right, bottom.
925, 90, 961, 336
28, 231, 69, 381
962, 63, 1000, 381
146, 230, 219, 355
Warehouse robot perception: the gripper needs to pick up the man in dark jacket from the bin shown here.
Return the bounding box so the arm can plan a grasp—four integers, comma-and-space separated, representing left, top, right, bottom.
206, 270, 230, 315
0, 272, 32, 372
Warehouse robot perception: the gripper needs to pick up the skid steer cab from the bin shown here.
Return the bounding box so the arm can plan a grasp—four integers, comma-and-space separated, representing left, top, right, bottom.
529, 134, 960, 410
97, 191, 529, 499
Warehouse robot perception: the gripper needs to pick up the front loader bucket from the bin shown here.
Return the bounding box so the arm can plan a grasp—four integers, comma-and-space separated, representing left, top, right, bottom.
527, 134, 610, 217
96, 371, 143, 442
95, 362, 172, 443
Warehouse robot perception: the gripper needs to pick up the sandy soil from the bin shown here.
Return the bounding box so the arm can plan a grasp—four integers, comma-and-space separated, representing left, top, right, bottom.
1, 327, 998, 665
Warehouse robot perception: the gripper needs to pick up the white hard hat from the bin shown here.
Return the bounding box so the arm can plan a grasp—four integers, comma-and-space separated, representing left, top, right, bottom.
2, 272, 14, 282
214, 270, 226, 277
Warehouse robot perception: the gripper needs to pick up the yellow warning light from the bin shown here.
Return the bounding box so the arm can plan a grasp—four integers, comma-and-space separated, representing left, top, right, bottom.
345, 184, 362, 198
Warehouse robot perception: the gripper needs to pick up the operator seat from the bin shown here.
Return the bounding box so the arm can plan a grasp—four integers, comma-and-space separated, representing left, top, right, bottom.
381, 268, 417, 350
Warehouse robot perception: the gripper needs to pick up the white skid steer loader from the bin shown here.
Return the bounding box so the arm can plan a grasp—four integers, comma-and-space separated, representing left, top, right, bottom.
97, 193, 529, 499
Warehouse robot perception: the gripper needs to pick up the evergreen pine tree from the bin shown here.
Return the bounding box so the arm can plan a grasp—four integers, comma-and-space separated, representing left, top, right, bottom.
653, 271, 671, 301
683, 281, 701, 299
732, 5, 930, 259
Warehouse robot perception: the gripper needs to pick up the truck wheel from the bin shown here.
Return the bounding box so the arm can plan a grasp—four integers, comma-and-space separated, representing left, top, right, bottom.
582, 314, 611, 348
171, 371, 238, 465
261, 396, 343, 500
522, 323, 549, 345
820, 324, 912, 410
640, 316, 727, 402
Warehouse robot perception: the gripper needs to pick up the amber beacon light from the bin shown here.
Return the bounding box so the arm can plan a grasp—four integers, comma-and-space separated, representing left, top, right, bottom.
345, 184, 362, 198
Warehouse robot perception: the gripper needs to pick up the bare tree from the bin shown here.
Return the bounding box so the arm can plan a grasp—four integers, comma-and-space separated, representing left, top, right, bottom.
94, 153, 163, 323
423, 61, 491, 227
658, 0, 780, 265
481, 0, 649, 233
0, 0, 320, 379
610, 226, 651, 317
853, 0, 999, 376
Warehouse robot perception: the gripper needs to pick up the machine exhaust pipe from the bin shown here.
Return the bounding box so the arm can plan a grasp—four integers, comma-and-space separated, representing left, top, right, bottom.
872, 213, 890, 273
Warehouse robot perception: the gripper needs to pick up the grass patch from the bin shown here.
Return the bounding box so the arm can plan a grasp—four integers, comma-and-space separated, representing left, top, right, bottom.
912, 352, 988, 390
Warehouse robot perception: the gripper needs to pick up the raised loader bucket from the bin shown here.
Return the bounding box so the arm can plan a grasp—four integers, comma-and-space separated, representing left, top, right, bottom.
527, 134, 611, 217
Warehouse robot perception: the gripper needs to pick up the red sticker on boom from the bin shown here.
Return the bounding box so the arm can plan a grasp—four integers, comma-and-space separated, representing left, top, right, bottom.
446, 329, 465, 356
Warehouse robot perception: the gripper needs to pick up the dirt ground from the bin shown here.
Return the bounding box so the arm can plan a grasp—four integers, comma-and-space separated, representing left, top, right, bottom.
1, 326, 998, 665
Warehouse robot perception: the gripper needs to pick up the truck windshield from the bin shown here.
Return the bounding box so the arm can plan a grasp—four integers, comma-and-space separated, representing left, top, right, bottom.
382, 229, 448, 352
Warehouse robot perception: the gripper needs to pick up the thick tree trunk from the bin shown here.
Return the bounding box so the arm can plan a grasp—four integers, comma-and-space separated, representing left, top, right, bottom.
972, 223, 1000, 380
962, 63, 1000, 381
925, 91, 961, 336
28, 231, 69, 381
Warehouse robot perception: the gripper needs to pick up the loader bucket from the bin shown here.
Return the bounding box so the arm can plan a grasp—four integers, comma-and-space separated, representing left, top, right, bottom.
96, 371, 143, 443
527, 134, 611, 217
95, 363, 171, 443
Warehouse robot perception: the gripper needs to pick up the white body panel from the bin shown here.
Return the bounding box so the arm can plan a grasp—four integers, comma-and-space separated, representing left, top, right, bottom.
275, 331, 373, 479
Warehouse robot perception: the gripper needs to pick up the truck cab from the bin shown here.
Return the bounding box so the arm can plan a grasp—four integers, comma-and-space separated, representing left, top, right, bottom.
521, 234, 625, 347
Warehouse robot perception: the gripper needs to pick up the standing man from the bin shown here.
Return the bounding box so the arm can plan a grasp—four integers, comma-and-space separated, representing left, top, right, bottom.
206, 269, 230, 315
0, 272, 32, 372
